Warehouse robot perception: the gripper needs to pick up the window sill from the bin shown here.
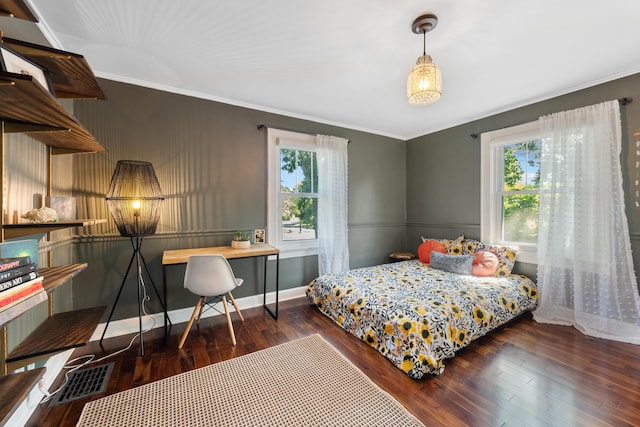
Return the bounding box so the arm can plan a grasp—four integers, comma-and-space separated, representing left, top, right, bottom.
515, 250, 538, 265
269, 244, 318, 260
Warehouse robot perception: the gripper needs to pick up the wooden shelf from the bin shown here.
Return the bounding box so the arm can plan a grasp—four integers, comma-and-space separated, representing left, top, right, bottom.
0, 24, 106, 421
0, 265, 89, 325
2, 219, 106, 239
40, 263, 88, 294
0, 72, 105, 153
0, 290, 46, 328
2, 37, 106, 100
6, 306, 106, 369
0, 367, 45, 426
0, 0, 37, 22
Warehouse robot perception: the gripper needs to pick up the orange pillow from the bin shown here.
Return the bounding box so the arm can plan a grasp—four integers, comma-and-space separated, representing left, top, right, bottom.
472, 250, 499, 276
418, 240, 446, 263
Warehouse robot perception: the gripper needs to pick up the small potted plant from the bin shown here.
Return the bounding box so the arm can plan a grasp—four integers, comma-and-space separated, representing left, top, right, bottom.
231, 230, 251, 249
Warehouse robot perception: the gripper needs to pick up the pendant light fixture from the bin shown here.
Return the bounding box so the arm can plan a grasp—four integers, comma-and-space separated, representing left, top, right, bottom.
407, 12, 442, 105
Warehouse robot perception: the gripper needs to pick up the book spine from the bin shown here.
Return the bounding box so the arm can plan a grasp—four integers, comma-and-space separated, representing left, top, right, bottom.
0, 276, 43, 295
0, 263, 37, 282
0, 272, 39, 293
0, 256, 31, 272
0, 279, 44, 311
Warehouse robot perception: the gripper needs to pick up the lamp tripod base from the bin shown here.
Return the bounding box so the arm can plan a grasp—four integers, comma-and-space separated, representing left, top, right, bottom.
99, 236, 171, 356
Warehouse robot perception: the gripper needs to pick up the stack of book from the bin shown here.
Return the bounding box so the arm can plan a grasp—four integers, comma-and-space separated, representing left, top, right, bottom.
0, 256, 43, 312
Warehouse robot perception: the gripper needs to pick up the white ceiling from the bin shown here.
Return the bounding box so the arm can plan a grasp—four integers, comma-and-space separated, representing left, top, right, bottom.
14, 1, 640, 140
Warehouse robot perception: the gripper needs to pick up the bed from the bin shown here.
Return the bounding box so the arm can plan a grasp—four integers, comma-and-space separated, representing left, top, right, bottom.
306, 238, 538, 379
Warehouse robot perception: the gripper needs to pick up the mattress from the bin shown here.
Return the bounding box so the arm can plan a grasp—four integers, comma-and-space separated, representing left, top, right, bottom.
306, 259, 538, 378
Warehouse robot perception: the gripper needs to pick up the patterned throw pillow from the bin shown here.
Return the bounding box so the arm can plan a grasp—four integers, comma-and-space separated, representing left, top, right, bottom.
421, 235, 464, 255
429, 251, 473, 275
460, 238, 518, 277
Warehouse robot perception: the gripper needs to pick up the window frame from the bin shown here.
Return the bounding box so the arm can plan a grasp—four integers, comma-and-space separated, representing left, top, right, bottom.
480, 121, 540, 264
267, 128, 319, 259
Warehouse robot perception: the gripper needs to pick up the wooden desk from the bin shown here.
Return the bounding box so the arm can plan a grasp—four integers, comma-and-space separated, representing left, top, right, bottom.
162, 244, 280, 340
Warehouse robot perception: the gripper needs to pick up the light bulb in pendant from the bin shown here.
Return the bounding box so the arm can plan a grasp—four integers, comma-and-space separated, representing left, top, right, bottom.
132, 199, 141, 217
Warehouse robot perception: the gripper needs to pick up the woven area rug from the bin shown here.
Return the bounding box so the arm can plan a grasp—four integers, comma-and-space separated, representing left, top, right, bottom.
76, 334, 424, 426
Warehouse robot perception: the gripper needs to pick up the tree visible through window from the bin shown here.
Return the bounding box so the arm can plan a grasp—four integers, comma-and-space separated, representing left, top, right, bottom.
280, 148, 318, 241
268, 129, 319, 258
482, 121, 541, 263
501, 140, 540, 244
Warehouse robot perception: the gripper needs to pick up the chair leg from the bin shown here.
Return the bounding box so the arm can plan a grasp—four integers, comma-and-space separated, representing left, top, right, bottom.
221, 295, 236, 346
178, 297, 204, 349
227, 292, 244, 322
196, 296, 206, 325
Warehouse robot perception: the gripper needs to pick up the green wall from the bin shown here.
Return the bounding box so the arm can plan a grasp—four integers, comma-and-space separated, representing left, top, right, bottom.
67, 72, 640, 320
70, 79, 407, 319
406, 73, 640, 280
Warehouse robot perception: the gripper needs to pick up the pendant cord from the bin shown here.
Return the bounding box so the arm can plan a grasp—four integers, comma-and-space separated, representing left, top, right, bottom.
422, 30, 426, 56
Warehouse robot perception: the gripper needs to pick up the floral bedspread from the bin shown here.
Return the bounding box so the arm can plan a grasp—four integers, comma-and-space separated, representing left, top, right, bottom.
306, 260, 538, 379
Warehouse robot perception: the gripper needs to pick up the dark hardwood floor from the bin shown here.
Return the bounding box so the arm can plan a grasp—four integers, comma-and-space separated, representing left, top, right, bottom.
27, 297, 640, 427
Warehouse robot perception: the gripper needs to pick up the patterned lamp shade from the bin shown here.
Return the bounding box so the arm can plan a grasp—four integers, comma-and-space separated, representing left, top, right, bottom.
407, 54, 442, 105
105, 160, 164, 237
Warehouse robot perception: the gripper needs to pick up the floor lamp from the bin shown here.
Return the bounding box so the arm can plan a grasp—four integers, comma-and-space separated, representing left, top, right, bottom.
101, 160, 170, 355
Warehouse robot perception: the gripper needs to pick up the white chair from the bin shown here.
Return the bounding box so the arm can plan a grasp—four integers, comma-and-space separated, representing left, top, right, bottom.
178, 254, 244, 348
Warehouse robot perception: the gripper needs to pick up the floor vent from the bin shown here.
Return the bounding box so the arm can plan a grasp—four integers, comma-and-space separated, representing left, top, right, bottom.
49, 362, 114, 407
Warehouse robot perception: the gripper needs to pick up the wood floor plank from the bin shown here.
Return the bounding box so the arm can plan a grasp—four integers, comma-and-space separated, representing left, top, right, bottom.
23, 297, 640, 427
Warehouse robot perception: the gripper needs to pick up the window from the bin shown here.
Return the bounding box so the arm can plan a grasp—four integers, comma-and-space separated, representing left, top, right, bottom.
481, 121, 541, 263
267, 129, 319, 258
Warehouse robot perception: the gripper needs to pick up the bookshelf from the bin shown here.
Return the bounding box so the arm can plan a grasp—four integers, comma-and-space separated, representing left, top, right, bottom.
6, 306, 105, 370
3, 219, 107, 239
0, 367, 44, 426
1, 37, 106, 100
0, 0, 37, 22
0, 4, 107, 423
0, 290, 46, 327
0, 71, 105, 153
0, 267, 106, 372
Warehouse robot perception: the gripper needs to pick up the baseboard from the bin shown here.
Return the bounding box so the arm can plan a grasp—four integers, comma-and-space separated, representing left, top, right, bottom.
10, 286, 308, 427
90, 285, 308, 341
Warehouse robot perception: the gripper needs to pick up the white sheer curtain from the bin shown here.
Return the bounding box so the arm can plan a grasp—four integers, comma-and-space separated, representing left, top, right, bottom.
317, 134, 349, 275
534, 100, 640, 344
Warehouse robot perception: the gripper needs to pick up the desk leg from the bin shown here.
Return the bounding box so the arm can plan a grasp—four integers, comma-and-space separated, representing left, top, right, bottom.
262, 255, 267, 308
275, 253, 279, 318
163, 265, 168, 344
263, 253, 279, 319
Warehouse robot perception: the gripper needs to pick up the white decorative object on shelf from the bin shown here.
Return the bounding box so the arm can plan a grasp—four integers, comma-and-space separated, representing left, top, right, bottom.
21, 206, 58, 223
46, 196, 77, 220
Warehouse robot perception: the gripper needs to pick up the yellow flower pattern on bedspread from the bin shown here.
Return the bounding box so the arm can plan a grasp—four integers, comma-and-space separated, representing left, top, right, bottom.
306, 260, 538, 379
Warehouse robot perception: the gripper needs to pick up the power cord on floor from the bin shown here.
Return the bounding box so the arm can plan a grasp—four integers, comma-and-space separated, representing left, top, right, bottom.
38, 270, 157, 404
